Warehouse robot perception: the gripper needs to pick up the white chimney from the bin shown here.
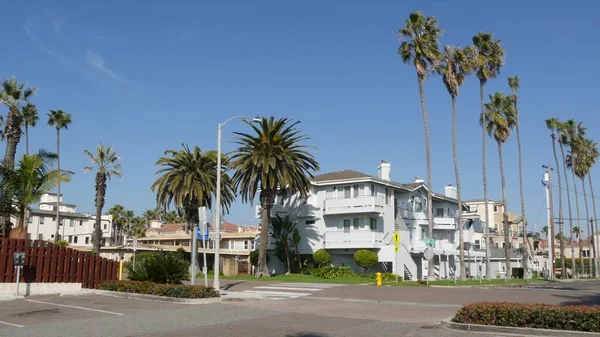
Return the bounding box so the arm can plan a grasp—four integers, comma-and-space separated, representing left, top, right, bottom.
413, 176, 424, 184
377, 160, 391, 181
445, 184, 458, 199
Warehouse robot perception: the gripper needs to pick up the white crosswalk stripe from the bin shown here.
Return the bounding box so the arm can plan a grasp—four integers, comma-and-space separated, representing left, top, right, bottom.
242, 282, 343, 300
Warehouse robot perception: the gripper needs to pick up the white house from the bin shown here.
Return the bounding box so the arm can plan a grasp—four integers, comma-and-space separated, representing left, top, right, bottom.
256, 161, 485, 280
24, 193, 114, 248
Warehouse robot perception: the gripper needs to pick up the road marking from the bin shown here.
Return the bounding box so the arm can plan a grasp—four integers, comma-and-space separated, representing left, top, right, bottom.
0, 320, 24, 328
275, 283, 342, 288
243, 290, 313, 297
254, 286, 324, 292
25, 299, 124, 316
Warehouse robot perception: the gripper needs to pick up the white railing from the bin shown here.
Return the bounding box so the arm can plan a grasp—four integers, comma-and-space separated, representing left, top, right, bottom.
323, 196, 385, 215
255, 204, 315, 218
323, 231, 384, 249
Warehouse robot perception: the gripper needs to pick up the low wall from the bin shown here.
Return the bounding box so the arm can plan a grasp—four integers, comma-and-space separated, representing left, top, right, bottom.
0, 282, 82, 296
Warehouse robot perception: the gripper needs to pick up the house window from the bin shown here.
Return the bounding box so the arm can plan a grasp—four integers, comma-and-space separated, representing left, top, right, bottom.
359, 218, 366, 229
353, 218, 360, 230
79, 220, 83, 226
344, 186, 351, 199
385, 188, 389, 204
74, 236, 78, 244
85, 237, 89, 244
69, 219, 73, 227
371, 184, 375, 197
40, 217, 45, 225
583, 250, 590, 257
38, 234, 43, 240
305, 220, 315, 225
436, 208, 444, 218
493, 205, 498, 213
369, 218, 377, 231
103, 224, 107, 230
28, 216, 33, 224
475, 240, 481, 250
244, 241, 248, 250
332, 186, 337, 198
68, 236, 72, 244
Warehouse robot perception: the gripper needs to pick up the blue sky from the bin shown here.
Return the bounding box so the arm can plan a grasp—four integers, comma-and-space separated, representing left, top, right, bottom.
2, 1, 600, 234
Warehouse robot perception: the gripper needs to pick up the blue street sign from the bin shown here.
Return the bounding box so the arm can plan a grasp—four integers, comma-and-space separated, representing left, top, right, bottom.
196, 227, 209, 240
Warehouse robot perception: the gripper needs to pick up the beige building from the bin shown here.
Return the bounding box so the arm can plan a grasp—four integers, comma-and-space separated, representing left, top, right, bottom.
465, 199, 523, 249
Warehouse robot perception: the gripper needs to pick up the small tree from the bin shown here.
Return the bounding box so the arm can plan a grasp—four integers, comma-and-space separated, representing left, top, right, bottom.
129, 251, 189, 284
354, 249, 378, 272
313, 249, 331, 267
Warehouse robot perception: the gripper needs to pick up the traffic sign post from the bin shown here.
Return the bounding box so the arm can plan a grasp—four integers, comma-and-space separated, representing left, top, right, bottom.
392, 231, 400, 283
13, 252, 25, 296
198, 206, 208, 287
132, 238, 138, 271
423, 247, 434, 286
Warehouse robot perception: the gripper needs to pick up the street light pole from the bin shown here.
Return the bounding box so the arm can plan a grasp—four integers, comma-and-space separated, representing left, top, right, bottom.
543, 165, 555, 280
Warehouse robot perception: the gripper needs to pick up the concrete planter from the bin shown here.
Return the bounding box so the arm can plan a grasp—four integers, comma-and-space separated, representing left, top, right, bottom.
442, 318, 600, 337
0, 282, 82, 296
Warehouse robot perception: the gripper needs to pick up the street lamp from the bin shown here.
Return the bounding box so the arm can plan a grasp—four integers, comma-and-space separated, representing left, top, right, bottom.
214, 116, 260, 290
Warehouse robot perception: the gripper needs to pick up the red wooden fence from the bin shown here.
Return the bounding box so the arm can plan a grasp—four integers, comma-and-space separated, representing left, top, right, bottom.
0, 239, 118, 288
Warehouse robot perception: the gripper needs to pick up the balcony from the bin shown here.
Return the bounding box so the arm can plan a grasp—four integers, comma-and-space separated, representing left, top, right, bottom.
255, 204, 316, 219
432, 217, 456, 229
323, 231, 384, 249
323, 196, 385, 216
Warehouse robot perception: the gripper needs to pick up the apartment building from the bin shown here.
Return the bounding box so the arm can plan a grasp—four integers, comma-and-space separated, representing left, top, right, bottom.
464, 199, 523, 249
24, 193, 114, 248
256, 161, 485, 280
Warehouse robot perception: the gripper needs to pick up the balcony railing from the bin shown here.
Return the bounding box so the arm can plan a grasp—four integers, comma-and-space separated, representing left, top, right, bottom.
323, 196, 385, 216
255, 204, 316, 218
323, 231, 384, 249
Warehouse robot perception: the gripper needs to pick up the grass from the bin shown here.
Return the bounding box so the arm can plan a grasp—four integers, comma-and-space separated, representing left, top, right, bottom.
213, 273, 373, 284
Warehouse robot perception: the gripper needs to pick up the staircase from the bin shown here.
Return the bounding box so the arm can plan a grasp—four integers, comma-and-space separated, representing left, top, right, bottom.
403, 264, 413, 281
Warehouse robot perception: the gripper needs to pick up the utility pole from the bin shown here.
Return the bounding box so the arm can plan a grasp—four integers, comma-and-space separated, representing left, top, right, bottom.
543, 165, 555, 280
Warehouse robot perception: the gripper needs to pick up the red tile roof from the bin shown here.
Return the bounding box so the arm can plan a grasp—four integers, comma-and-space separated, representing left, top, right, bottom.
150, 223, 185, 233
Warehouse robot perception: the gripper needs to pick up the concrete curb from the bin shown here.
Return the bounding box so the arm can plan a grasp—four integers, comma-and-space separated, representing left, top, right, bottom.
441, 318, 600, 336
0, 295, 25, 302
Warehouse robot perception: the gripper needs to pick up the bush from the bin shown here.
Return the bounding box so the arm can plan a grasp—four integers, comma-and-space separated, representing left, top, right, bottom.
353, 250, 378, 270
99, 281, 219, 299
311, 266, 356, 279
453, 302, 600, 332
313, 249, 331, 267
511, 267, 524, 279
54, 239, 69, 247
249, 250, 270, 266
128, 251, 189, 284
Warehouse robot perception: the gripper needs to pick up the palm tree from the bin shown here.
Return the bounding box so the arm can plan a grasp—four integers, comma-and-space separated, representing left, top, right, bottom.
271, 214, 297, 274
21, 103, 38, 155
2, 150, 69, 238
508, 75, 531, 279
163, 210, 181, 224
545, 118, 566, 277
48, 109, 72, 241
151, 145, 234, 235
108, 204, 125, 245
83, 144, 122, 253
291, 228, 302, 273
579, 138, 599, 276
122, 209, 135, 245
573, 226, 583, 274
481, 92, 515, 279
231, 117, 319, 277
398, 11, 441, 279
0, 116, 5, 141
437, 45, 473, 280
142, 207, 162, 222
558, 120, 577, 277
473, 32, 504, 279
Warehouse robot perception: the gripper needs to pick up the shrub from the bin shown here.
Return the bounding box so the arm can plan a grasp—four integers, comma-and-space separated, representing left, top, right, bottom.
313, 249, 331, 267
249, 250, 270, 266
54, 239, 69, 247
353, 250, 378, 271
129, 251, 189, 284
367, 272, 401, 282
453, 302, 600, 332
511, 267, 524, 279
99, 280, 219, 299
311, 266, 356, 279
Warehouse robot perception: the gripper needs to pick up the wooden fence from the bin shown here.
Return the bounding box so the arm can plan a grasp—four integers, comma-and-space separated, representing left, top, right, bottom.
0, 239, 118, 288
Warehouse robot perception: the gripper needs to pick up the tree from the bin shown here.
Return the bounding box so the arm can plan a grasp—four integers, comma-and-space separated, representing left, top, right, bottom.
142, 206, 162, 222
398, 12, 441, 279
0, 116, 5, 141
473, 32, 504, 279
108, 204, 125, 245
573, 226, 583, 268
586, 144, 600, 278
0, 78, 36, 236
481, 92, 515, 279
122, 209, 135, 244
83, 144, 122, 253
48, 109, 72, 242
557, 120, 577, 277
546, 117, 566, 278
437, 45, 473, 280
21, 103, 38, 155
508, 75, 531, 279
577, 138, 599, 277
3, 150, 69, 239
231, 117, 319, 277
163, 210, 182, 224
291, 228, 302, 273
270, 214, 297, 274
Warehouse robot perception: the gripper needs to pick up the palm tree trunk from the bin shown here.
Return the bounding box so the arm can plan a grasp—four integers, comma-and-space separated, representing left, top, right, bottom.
573, 171, 585, 276
480, 80, 491, 280
2, 106, 21, 236
514, 107, 529, 279
55, 129, 61, 241
257, 207, 271, 277
588, 173, 600, 278
578, 232, 583, 275
296, 244, 302, 273
560, 143, 576, 277
25, 124, 29, 156
497, 142, 510, 280
582, 178, 595, 277
284, 242, 291, 274
551, 135, 566, 278
93, 172, 106, 254
451, 96, 466, 280
416, 75, 435, 280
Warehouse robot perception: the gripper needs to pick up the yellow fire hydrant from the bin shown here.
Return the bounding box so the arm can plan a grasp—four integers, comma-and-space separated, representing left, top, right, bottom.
376, 272, 382, 286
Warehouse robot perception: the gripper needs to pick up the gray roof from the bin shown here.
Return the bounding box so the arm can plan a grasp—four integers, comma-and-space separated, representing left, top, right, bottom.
313, 170, 370, 182
30, 209, 90, 219
483, 248, 523, 260
464, 198, 500, 203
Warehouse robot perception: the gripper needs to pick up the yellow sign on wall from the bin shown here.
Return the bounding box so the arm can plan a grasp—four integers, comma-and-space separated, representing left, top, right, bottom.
393, 231, 400, 251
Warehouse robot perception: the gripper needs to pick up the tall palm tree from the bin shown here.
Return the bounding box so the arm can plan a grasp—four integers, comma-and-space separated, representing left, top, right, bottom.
545, 118, 566, 277
508, 75, 531, 279
48, 110, 72, 242
481, 92, 515, 279
21, 103, 38, 155
2, 150, 69, 238
0, 116, 5, 142
0, 78, 36, 236
473, 32, 504, 279
573, 226, 583, 274
579, 138, 599, 276
398, 11, 441, 279
231, 117, 319, 277
83, 144, 122, 253
557, 120, 577, 277
108, 204, 125, 245
437, 45, 473, 280
152, 145, 234, 235
122, 209, 135, 245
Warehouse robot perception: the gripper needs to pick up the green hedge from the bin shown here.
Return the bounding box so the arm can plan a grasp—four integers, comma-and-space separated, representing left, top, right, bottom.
99, 281, 219, 299
453, 302, 600, 332
353, 250, 378, 270
311, 266, 355, 279
313, 249, 331, 267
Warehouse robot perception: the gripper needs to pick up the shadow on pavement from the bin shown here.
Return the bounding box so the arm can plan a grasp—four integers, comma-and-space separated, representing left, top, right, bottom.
222, 281, 246, 290
285, 334, 328, 337
553, 292, 600, 306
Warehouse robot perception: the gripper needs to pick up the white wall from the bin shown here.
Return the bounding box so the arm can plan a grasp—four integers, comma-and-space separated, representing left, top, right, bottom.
26, 212, 113, 247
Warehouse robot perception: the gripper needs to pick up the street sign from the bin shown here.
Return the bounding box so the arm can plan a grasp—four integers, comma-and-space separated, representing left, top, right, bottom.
196, 227, 209, 240
13, 252, 25, 267
393, 231, 400, 252
209, 232, 221, 241
423, 247, 434, 260
424, 238, 435, 247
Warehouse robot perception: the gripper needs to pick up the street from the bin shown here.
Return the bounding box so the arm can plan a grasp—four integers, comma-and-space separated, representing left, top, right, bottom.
0, 280, 598, 337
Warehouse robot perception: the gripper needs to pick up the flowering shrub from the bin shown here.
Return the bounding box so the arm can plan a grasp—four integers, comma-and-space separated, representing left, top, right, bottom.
99, 281, 219, 299
453, 302, 600, 332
